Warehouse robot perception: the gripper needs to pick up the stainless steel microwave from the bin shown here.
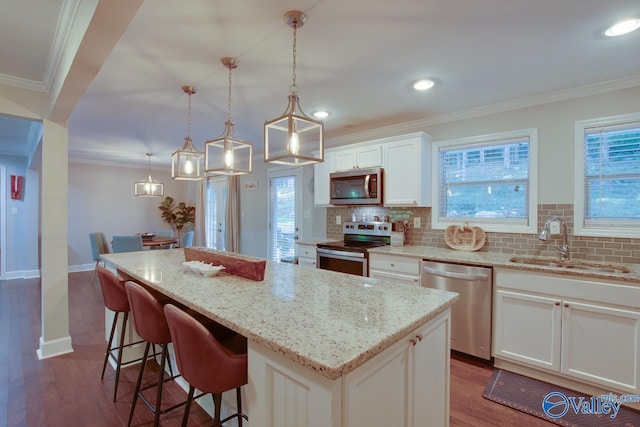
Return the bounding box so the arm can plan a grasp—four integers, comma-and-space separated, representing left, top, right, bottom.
329, 167, 383, 205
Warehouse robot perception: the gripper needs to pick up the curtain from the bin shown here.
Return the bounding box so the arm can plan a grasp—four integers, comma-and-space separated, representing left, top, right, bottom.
225, 175, 241, 252
195, 178, 207, 247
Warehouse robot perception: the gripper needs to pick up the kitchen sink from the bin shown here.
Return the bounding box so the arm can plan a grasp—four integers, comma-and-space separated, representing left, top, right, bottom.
508, 257, 631, 274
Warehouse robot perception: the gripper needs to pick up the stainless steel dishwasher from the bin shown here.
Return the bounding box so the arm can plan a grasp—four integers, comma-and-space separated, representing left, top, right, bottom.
420, 260, 492, 360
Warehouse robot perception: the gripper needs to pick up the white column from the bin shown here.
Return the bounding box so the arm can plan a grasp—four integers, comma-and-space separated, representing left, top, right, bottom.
37, 119, 73, 359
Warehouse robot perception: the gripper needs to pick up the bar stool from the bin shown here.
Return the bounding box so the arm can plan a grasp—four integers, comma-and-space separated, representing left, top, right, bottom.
96, 266, 146, 402
164, 304, 248, 427
124, 281, 182, 427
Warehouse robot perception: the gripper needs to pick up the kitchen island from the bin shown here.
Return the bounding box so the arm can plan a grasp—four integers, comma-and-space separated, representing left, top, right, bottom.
101, 248, 458, 427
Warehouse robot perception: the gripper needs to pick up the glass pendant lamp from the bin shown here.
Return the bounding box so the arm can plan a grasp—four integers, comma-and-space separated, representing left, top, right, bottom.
204, 57, 253, 175
171, 86, 204, 180
135, 154, 164, 197
264, 10, 324, 166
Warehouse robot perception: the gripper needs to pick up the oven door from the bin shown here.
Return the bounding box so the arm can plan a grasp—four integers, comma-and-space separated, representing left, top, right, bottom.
316, 248, 368, 276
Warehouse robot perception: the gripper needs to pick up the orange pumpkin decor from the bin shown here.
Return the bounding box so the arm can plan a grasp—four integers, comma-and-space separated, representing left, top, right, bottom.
444, 222, 486, 251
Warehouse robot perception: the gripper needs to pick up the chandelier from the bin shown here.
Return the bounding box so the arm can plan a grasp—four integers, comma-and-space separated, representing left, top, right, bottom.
204, 57, 253, 175
134, 154, 164, 197
264, 10, 324, 166
171, 85, 204, 180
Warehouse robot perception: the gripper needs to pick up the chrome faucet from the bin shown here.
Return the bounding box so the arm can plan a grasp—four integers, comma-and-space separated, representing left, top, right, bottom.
538, 216, 570, 260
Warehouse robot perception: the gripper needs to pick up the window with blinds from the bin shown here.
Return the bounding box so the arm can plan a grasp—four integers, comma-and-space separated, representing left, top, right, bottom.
432, 128, 538, 233
575, 113, 640, 237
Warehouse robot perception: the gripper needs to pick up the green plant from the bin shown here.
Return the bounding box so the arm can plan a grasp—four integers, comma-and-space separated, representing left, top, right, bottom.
159, 196, 195, 232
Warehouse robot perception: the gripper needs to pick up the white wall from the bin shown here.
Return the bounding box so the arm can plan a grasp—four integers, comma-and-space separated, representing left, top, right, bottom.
67, 161, 195, 269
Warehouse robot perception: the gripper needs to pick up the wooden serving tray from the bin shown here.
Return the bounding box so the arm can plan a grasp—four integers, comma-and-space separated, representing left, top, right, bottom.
444, 223, 486, 251
184, 247, 266, 281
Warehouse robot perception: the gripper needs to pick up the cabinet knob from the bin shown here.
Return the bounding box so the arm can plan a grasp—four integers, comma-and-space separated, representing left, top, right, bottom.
410, 337, 418, 346
555, 301, 560, 306
390, 263, 395, 267
564, 303, 569, 308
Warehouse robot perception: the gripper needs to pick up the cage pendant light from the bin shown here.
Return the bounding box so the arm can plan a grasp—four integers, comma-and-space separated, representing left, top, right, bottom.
171, 86, 204, 180
204, 57, 253, 175
264, 10, 324, 166
135, 154, 164, 197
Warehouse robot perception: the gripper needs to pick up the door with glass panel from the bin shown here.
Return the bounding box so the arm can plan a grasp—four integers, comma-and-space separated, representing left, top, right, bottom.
268, 168, 302, 262
206, 177, 227, 250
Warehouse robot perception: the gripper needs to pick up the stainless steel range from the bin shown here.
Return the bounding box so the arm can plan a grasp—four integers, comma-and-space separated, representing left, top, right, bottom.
317, 221, 391, 276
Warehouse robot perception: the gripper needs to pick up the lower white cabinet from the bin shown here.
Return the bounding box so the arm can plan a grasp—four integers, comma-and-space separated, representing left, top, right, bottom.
296, 244, 317, 268
369, 253, 420, 285
493, 269, 640, 394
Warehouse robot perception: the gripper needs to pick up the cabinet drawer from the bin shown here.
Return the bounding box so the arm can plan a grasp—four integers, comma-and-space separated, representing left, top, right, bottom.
299, 248, 316, 259
369, 254, 419, 275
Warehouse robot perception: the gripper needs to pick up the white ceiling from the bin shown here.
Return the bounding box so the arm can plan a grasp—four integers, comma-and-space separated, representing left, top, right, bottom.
2, 0, 640, 167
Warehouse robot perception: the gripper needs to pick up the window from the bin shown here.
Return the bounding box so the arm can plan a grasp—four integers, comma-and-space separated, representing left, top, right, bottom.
206, 177, 227, 249
574, 113, 640, 237
432, 129, 538, 233
267, 168, 302, 262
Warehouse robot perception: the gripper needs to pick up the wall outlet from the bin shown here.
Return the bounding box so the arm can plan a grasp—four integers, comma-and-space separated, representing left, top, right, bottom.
414, 217, 421, 228
336, 215, 342, 225
550, 220, 561, 235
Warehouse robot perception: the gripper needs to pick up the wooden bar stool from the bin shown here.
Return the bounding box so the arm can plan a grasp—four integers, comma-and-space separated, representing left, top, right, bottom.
124, 281, 182, 427
96, 266, 146, 402
164, 304, 248, 427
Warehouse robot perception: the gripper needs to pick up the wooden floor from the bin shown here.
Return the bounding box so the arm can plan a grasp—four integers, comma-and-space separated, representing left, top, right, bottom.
0, 271, 553, 426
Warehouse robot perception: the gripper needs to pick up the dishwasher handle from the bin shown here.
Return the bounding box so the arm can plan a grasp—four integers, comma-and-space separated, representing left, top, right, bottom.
422, 265, 490, 281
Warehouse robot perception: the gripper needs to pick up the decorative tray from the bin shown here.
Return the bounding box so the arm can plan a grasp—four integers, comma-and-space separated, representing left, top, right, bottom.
444, 223, 486, 251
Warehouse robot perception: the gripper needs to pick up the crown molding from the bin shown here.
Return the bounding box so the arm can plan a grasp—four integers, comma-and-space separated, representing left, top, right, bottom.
43, 0, 82, 92
0, 74, 47, 92
327, 74, 640, 147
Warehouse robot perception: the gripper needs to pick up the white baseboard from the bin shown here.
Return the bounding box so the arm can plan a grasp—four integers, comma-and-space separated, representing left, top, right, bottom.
2, 269, 41, 280
37, 335, 74, 360
68, 263, 94, 273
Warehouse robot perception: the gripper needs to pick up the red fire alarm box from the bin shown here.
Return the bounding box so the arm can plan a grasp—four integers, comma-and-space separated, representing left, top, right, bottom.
10, 175, 23, 200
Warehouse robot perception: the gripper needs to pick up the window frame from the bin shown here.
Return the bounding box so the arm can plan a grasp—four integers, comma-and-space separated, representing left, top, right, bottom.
431, 128, 539, 233
574, 112, 640, 238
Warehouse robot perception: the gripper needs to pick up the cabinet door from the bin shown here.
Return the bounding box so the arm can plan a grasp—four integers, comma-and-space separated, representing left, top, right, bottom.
356, 145, 382, 169
493, 289, 561, 371
561, 300, 640, 394
313, 152, 333, 205
383, 138, 430, 206
334, 149, 358, 171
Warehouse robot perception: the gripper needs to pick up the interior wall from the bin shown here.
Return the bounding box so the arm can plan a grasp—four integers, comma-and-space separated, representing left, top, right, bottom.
67, 161, 195, 269
0, 155, 29, 278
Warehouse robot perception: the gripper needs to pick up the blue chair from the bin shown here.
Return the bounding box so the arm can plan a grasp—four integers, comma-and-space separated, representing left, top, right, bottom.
112, 235, 143, 253
180, 231, 194, 248
89, 232, 110, 283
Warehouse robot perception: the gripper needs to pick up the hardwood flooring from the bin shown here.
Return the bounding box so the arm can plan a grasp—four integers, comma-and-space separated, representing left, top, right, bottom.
0, 271, 552, 426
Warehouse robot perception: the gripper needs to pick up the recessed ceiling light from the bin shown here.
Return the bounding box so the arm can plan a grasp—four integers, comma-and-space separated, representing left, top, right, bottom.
312, 110, 331, 119
604, 18, 640, 37
413, 79, 435, 91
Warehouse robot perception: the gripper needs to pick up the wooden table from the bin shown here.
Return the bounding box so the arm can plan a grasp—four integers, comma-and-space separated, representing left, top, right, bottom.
141, 237, 178, 248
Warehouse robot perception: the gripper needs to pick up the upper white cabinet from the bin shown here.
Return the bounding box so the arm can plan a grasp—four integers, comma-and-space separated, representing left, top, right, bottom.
383, 133, 431, 206
334, 145, 382, 171
313, 132, 432, 206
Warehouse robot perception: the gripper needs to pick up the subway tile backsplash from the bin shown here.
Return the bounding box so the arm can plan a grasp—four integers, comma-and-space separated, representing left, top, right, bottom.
326, 204, 640, 264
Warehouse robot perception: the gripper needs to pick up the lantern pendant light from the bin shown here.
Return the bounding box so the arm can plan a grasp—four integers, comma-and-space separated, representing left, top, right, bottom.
264, 10, 324, 166
134, 154, 164, 197
204, 57, 253, 175
171, 86, 204, 180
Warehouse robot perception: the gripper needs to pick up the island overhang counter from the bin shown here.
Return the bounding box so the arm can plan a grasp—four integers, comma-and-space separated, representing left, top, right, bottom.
101, 249, 459, 427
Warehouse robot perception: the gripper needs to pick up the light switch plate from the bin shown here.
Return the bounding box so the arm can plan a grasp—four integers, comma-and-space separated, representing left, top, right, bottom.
414, 217, 421, 228
336, 215, 342, 225
550, 220, 560, 235
11, 207, 18, 215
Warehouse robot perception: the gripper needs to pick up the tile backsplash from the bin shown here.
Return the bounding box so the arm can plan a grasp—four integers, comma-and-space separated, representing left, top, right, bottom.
326, 204, 640, 264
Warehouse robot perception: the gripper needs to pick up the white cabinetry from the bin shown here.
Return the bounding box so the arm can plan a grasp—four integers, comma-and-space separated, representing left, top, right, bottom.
334, 144, 382, 171
296, 243, 317, 268
383, 133, 431, 206
493, 269, 640, 394
369, 253, 420, 286
248, 308, 451, 427
313, 152, 334, 206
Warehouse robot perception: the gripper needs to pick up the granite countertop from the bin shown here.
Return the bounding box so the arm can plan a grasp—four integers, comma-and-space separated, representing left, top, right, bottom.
101, 249, 458, 380
368, 245, 640, 284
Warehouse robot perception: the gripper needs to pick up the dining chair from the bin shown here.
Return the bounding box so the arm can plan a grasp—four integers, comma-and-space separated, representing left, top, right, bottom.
180, 231, 194, 248
154, 229, 174, 238
112, 235, 144, 253
89, 232, 110, 283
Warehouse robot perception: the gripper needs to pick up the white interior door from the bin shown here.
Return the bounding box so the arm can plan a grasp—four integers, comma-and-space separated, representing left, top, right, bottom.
206, 177, 227, 250
268, 168, 302, 262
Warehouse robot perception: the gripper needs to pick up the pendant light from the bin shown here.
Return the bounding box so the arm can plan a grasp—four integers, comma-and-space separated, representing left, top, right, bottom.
204, 57, 253, 175
264, 10, 324, 166
134, 154, 164, 197
171, 86, 204, 180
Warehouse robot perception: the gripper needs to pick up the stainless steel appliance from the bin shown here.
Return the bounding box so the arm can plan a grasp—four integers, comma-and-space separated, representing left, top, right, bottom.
317, 221, 391, 276
420, 260, 492, 360
329, 167, 383, 205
